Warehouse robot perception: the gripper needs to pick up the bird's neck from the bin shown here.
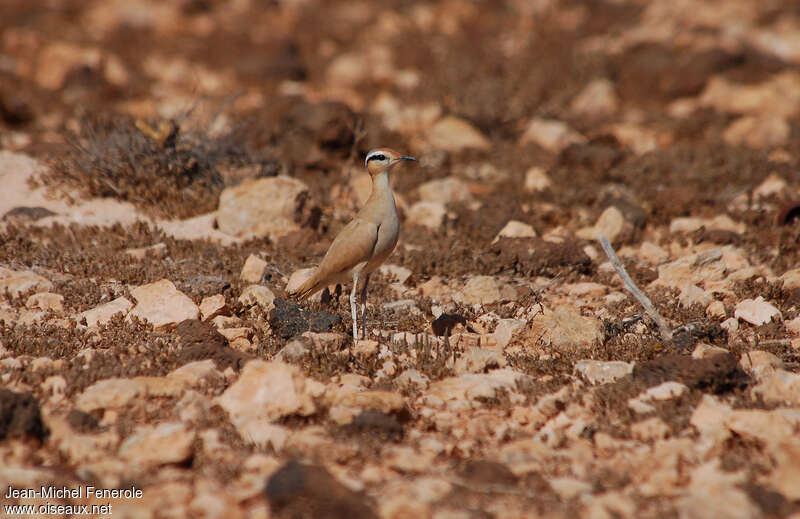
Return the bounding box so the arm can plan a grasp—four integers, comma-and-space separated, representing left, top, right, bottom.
370, 170, 392, 195
363, 170, 396, 215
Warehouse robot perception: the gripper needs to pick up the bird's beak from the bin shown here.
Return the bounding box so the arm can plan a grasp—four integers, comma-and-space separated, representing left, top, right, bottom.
398, 155, 417, 162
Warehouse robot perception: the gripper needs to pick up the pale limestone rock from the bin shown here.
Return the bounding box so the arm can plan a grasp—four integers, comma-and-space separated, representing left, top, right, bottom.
679, 284, 712, 308
353, 339, 379, 357
494, 220, 537, 242
652, 249, 728, 290
128, 279, 198, 328
216, 176, 309, 239
168, 360, 222, 387
492, 318, 527, 348
723, 115, 790, 148
379, 264, 412, 284
720, 317, 739, 335
639, 241, 669, 265
119, 422, 195, 467
125, 242, 167, 260
692, 343, 730, 359
302, 331, 348, 351
453, 347, 507, 374
786, 316, 800, 336
734, 296, 781, 326
275, 339, 309, 363
631, 417, 670, 441
645, 382, 688, 401
424, 369, 523, 406
199, 294, 227, 321
565, 282, 608, 297
669, 215, 745, 234
548, 477, 593, 500
739, 350, 782, 379
576, 206, 627, 243
0, 267, 53, 297
427, 116, 491, 152
327, 389, 405, 424
609, 122, 658, 154
699, 72, 800, 118
691, 394, 733, 447
530, 305, 604, 353
500, 438, 550, 475
726, 409, 799, 445
751, 369, 800, 406
217, 326, 248, 343
384, 445, 436, 473
25, 292, 63, 312
35, 42, 102, 90
407, 201, 447, 229
240, 254, 267, 284
678, 461, 759, 519
455, 276, 503, 305
238, 285, 275, 312
524, 166, 552, 192
216, 360, 316, 427
76, 378, 148, 411
286, 267, 316, 295
574, 360, 633, 384
520, 118, 586, 153
706, 300, 726, 319
765, 439, 800, 501
43, 375, 67, 403
781, 268, 800, 289
569, 78, 618, 117
753, 173, 789, 199
394, 369, 430, 392
418, 176, 473, 204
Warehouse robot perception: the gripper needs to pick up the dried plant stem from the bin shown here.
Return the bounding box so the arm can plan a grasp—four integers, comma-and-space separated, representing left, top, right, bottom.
598, 236, 673, 342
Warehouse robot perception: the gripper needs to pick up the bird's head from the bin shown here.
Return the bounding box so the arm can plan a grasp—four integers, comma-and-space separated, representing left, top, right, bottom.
365, 148, 416, 176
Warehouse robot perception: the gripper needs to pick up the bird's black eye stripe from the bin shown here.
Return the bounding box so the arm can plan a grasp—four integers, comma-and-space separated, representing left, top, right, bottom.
367, 154, 387, 162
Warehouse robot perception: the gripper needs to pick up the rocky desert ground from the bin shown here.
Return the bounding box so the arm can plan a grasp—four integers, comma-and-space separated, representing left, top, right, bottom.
2, 0, 800, 517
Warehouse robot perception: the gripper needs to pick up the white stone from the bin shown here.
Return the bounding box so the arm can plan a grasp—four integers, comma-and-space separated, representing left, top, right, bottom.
238, 284, 275, 311
25, 292, 63, 312
569, 78, 619, 117
530, 305, 604, 353
418, 176, 473, 204
119, 422, 195, 467
215, 360, 316, 427
734, 296, 781, 326
574, 360, 633, 384
128, 279, 199, 328
494, 220, 537, 242
216, 176, 309, 239
199, 294, 227, 321
492, 318, 527, 348
0, 267, 53, 297
78, 297, 134, 327
524, 166, 552, 192
576, 206, 626, 242
753, 173, 788, 199
240, 254, 267, 284
519, 118, 586, 153
427, 116, 490, 152
407, 201, 446, 229
454, 276, 502, 305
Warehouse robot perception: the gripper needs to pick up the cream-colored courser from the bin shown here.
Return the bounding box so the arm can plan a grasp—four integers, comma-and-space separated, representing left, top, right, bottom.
290, 148, 416, 343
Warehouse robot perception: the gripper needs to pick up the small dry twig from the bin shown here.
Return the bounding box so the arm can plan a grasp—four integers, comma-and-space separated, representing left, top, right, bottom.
598, 235, 673, 342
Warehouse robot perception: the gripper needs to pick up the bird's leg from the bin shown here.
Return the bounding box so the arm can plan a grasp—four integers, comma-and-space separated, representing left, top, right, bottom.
350, 272, 360, 344
360, 274, 371, 340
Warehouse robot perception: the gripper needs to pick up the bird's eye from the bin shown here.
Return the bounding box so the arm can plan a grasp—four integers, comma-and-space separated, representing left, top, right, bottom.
368, 154, 387, 162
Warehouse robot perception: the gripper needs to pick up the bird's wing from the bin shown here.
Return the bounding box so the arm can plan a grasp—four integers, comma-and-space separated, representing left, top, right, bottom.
298, 218, 379, 296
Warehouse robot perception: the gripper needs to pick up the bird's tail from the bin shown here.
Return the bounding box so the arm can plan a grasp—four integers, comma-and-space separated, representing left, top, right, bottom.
289, 273, 320, 300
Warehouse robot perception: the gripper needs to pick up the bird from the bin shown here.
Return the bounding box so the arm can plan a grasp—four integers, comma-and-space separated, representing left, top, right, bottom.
289, 148, 417, 343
